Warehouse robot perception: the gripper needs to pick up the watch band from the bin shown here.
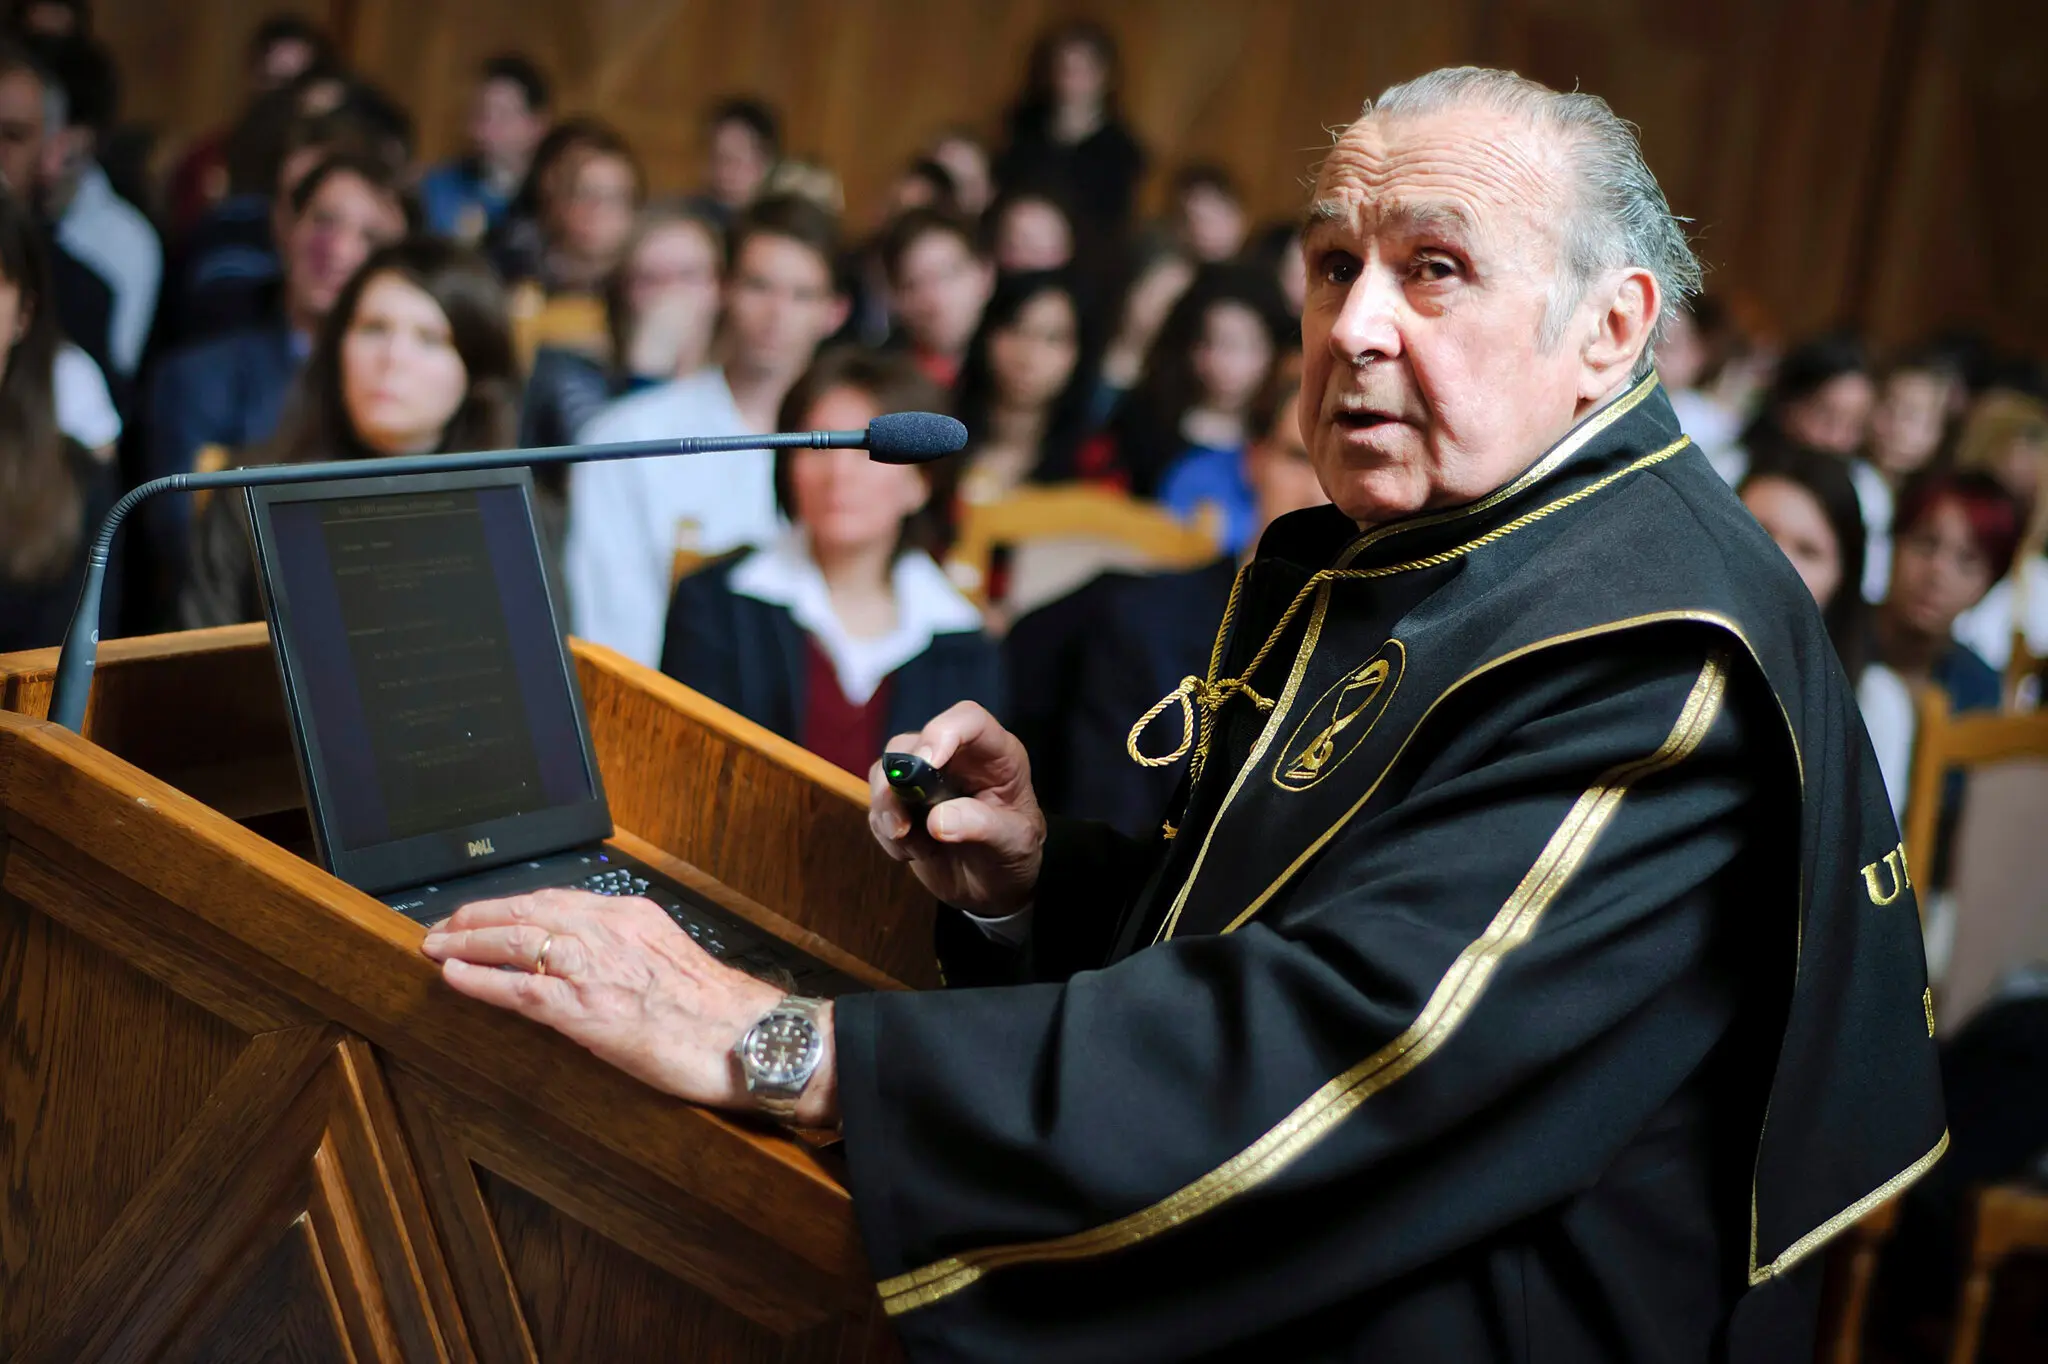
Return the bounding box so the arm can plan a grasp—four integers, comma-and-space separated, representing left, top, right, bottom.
737, 995, 829, 1124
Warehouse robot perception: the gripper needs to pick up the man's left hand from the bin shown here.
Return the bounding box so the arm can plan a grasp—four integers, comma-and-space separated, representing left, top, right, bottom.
420, 890, 838, 1127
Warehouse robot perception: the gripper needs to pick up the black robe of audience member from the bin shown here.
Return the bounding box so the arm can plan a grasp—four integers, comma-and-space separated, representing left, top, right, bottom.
659, 551, 1005, 760
0, 440, 118, 652
994, 108, 1143, 258
1063, 556, 1238, 837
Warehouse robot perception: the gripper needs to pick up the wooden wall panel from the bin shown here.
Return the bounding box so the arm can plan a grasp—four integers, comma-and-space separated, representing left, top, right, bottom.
0, 890, 249, 1355
82, 0, 2048, 353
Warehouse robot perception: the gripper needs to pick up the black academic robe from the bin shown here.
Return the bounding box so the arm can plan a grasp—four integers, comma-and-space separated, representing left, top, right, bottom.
834, 375, 1945, 1362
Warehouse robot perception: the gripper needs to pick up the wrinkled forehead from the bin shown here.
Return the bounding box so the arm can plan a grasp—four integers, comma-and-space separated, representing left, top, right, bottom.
1306, 107, 1571, 253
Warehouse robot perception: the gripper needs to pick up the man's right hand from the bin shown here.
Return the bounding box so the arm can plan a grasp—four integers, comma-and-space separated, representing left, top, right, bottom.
868, 702, 1045, 918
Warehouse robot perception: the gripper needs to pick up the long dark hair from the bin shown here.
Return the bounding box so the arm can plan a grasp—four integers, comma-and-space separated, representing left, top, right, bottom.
1108, 261, 1293, 495
272, 237, 518, 464
0, 184, 71, 583
949, 269, 1098, 484
773, 346, 957, 560
1741, 330, 1871, 458
1741, 445, 1869, 678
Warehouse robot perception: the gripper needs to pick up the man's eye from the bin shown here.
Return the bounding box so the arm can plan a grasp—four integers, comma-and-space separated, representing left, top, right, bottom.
1413, 256, 1458, 282
1319, 253, 1360, 285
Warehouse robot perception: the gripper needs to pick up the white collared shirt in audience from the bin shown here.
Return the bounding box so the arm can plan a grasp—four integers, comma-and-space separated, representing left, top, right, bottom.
728, 529, 984, 703
564, 368, 780, 667
1668, 387, 1740, 475
58, 163, 162, 379
55, 341, 120, 449
1954, 557, 2048, 674
1848, 459, 1893, 604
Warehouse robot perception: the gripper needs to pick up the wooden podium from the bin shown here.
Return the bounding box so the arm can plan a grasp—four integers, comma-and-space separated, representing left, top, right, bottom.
0, 624, 936, 1363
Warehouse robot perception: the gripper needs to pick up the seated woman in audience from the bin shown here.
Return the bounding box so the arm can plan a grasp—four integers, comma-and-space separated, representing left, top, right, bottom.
1950, 390, 2048, 675
659, 348, 999, 777
1100, 263, 1290, 514
950, 269, 1098, 503
1728, 331, 1877, 483
1855, 471, 2019, 866
0, 188, 118, 652
1739, 445, 1869, 677
520, 205, 723, 449
1092, 246, 1193, 423
181, 238, 519, 628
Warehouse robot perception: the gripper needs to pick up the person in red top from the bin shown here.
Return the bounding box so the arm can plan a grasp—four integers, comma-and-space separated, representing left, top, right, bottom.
883, 208, 993, 391
658, 346, 1002, 775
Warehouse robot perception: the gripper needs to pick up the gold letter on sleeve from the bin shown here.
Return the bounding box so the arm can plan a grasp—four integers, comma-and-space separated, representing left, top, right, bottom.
1860, 842, 1911, 907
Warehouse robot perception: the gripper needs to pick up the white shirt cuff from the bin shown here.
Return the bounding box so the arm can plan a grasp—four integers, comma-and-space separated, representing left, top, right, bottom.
960, 903, 1034, 946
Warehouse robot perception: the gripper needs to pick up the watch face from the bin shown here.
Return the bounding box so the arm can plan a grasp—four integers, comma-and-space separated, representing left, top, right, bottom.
745, 1012, 821, 1087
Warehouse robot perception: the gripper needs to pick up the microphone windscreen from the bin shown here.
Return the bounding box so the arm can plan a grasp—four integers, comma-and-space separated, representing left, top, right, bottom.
866, 411, 969, 463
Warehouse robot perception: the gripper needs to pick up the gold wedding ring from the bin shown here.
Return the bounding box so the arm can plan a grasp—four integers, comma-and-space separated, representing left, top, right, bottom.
533, 934, 555, 977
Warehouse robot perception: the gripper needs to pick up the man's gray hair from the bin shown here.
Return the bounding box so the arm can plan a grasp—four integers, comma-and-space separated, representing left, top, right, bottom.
1361, 67, 1702, 376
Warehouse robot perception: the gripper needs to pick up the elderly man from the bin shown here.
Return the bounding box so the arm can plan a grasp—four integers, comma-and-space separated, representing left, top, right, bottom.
423, 68, 1943, 1361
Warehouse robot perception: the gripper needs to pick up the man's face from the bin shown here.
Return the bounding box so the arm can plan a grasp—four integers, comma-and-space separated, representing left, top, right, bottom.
893, 230, 993, 360
471, 78, 544, 170
723, 233, 844, 381
286, 172, 407, 327
1299, 108, 1609, 525
0, 69, 46, 201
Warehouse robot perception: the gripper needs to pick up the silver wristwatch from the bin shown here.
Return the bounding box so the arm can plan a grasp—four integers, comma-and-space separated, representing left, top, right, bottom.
734, 995, 829, 1122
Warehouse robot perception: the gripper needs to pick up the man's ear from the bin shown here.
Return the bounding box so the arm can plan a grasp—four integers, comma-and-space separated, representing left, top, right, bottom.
1579, 266, 1660, 398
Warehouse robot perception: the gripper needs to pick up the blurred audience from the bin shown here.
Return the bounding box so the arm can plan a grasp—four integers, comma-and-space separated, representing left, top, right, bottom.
1950, 390, 2048, 673
521, 204, 723, 450
1168, 163, 1247, 264
566, 193, 847, 666
661, 348, 997, 776
164, 14, 331, 239
0, 182, 113, 651
1855, 472, 2019, 867
950, 268, 1094, 503
1739, 445, 1869, 678
1100, 262, 1289, 509
986, 182, 1076, 275
419, 54, 550, 246
692, 96, 780, 229
927, 128, 992, 218
994, 20, 1143, 255
1094, 247, 1193, 419
881, 207, 992, 389
1656, 295, 1745, 473
36, 30, 156, 384
180, 236, 515, 628
144, 151, 406, 614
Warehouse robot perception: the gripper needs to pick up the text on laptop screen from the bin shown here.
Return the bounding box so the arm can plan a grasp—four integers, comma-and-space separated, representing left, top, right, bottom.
263, 487, 595, 850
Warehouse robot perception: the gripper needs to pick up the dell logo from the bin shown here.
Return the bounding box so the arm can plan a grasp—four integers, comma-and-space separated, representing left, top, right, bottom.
466, 838, 495, 858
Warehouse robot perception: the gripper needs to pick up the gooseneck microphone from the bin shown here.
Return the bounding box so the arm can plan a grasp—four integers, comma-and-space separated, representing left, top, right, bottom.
45, 411, 968, 733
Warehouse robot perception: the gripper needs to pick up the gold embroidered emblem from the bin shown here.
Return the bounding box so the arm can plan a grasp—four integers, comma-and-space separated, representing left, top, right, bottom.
1923, 987, 1936, 1037
1272, 640, 1406, 791
1860, 842, 1911, 906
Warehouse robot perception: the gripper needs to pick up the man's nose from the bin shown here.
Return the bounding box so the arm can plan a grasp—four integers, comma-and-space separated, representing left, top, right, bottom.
1327, 269, 1403, 365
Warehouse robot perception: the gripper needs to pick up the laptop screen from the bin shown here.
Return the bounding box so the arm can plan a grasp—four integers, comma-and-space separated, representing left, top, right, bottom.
248, 469, 611, 892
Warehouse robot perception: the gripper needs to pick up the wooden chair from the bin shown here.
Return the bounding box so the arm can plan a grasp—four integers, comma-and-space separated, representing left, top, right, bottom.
2004, 632, 2046, 711
1815, 1199, 1902, 1364
948, 483, 1224, 610
509, 280, 609, 373
1902, 690, 2048, 898
1946, 1183, 2048, 1364
188, 443, 231, 516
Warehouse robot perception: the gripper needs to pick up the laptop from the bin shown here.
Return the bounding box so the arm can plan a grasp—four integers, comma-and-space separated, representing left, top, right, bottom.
244, 467, 861, 999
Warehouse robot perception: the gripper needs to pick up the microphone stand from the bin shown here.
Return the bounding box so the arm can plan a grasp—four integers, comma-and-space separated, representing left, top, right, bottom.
46, 427, 893, 733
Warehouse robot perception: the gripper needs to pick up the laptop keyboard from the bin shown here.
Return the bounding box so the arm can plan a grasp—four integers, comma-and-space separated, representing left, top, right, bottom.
576, 866, 732, 959
381, 847, 859, 996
